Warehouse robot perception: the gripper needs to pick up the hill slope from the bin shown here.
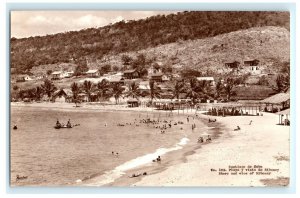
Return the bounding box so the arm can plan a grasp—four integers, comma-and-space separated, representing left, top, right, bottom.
91, 26, 290, 73
10, 11, 289, 73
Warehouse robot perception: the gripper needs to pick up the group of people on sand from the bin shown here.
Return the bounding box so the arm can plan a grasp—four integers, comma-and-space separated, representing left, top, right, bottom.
130, 172, 147, 178
152, 155, 161, 162
128, 155, 162, 179
198, 135, 212, 143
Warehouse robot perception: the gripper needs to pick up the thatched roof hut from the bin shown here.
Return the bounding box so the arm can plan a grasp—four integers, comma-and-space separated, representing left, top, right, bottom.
260, 92, 290, 104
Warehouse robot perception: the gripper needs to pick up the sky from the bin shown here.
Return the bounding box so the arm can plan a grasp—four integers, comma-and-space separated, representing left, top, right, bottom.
10, 11, 175, 38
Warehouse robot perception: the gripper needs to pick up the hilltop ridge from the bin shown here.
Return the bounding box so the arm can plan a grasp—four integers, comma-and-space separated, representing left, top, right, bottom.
10, 11, 289, 74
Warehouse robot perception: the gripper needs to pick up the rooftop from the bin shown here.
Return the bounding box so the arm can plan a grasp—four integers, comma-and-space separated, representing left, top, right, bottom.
123, 69, 136, 73
86, 70, 99, 74
196, 77, 215, 81
52, 71, 62, 75
260, 92, 290, 104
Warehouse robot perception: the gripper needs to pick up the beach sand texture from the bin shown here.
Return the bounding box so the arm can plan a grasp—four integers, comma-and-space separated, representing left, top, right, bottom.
133, 113, 289, 187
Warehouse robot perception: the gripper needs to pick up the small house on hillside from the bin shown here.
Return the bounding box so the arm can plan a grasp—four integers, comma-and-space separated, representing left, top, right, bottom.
196, 77, 216, 86
244, 59, 260, 66
123, 69, 139, 79
16, 75, 35, 82
150, 73, 163, 82
109, 76, 125, 86
244, 59, 261, 75
138, 81, 151, 96
86, 69, 100, 78
248, 65, 261, 75
63, 71, 74, 78
24, 75, 34, 81
225, 61, 240, 69
51, 71, 64, 80
148, 65, 161, 75
162, 74, 170, 82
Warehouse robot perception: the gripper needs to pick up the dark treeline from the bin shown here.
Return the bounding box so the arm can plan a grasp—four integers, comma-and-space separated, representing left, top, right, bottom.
11, 11, 289, 73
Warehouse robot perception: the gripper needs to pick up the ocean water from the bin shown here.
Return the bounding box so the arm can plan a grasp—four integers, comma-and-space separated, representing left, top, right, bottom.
10, 106, 206, 186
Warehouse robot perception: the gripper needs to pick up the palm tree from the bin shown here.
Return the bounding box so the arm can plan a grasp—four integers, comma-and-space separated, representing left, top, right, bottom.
172, 80, 184, 99
41, 79, 57, 100
112, 83, 124, 104
214, 80, 223, 100
224, 78, 237, 101
125, 82, 140, 99
97, 79, 111, 101
186, 78, 200, 104
71, 82, 80, 107
82, 80, 93, 102
273, 74, 289, 93
34, 86, 43, 101
149, 81, 161, 103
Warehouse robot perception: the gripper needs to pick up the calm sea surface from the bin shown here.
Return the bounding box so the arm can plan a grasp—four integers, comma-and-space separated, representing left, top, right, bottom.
10, 106, 206, 186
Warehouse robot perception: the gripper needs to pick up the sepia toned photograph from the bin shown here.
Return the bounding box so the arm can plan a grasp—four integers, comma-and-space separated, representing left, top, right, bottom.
10, 11, 290, 187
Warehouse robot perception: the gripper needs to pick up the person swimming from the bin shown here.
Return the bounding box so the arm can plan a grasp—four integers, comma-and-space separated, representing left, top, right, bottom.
67, 119, 72, 128
13, 125, 18, 130
56, 119, 61, 128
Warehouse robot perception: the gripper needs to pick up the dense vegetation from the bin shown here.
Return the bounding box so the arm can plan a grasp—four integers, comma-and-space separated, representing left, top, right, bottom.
11, 11, 289, 74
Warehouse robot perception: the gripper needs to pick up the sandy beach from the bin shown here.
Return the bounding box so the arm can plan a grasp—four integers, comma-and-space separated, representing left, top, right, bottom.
11, 102, 290, 187
131, 112, 290, 187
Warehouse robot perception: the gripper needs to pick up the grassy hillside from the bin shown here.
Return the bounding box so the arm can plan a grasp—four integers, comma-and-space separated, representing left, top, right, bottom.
11, 11, 289, 74
86, 26, 290, 74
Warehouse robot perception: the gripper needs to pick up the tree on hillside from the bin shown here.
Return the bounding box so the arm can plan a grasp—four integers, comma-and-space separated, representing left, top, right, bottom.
46, 70, 53, 76
41, 79, 57, 99
100, 64, 111, 75
121, 54, 133, 66
162, 64, 173, 74
152, 63, 160, 71
74, 64, 89, 76
112, 65, 119, 72
13, 85, 19, 91
181, 68, 202, 79
82, 80, 93, 102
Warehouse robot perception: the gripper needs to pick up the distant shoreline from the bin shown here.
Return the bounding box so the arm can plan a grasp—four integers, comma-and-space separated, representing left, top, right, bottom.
10, 101, 207, 115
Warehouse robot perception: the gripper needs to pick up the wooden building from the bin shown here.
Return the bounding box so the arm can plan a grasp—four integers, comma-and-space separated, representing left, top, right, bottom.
123, 69, 139, 79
